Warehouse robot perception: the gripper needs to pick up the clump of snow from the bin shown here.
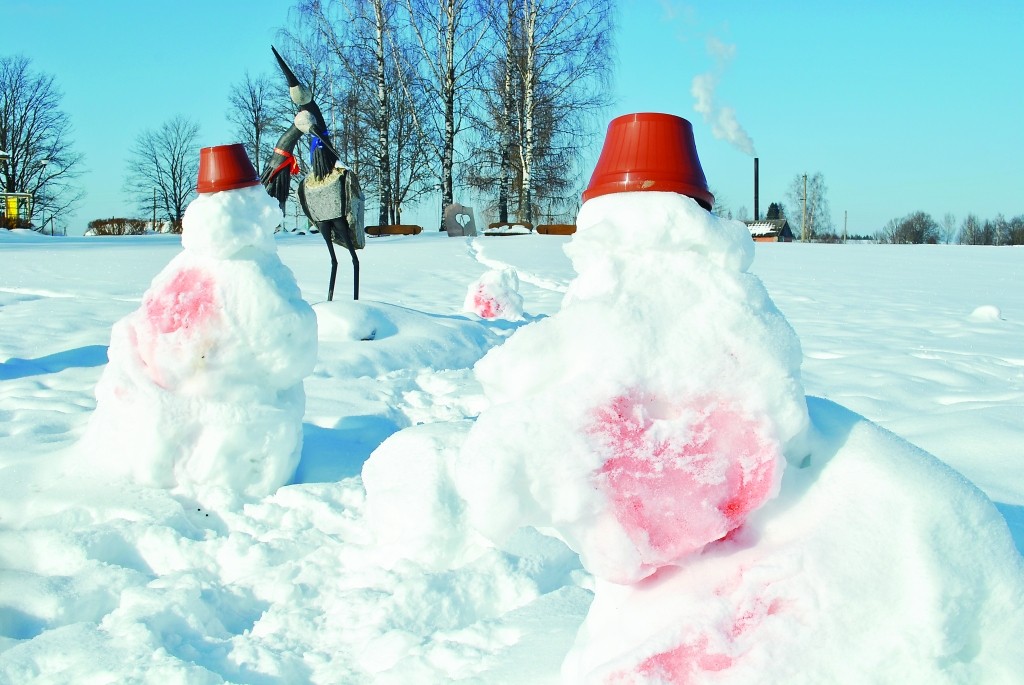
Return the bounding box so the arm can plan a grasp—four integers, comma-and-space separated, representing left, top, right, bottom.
181, 184, 279, 258
79, 185, 317, 498
454, 192, 809, 584
969, 304, 1003, 322
464, 267, 525, 320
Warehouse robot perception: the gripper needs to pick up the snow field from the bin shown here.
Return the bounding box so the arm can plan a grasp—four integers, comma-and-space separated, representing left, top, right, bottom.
1, 196, 1023, 683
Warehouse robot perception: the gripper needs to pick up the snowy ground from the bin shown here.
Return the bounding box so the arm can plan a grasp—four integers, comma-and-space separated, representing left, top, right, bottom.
1, 227, 1022, 683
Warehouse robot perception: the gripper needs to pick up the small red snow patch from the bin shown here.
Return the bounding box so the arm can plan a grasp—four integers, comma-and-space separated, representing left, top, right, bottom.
471, 286, 501, 319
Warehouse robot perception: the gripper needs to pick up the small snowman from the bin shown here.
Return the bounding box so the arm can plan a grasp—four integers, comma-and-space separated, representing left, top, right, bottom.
82, 144, 317, 499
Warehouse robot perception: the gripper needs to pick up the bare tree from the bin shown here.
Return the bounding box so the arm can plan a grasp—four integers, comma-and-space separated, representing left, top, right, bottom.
227, 72, 289, 175
296, 0, 400, 226
275, 22, 361, 167
387, 46, 434, 224
786, 172, 833, 239
939, 212, 957, 244
466, 0, 612, 225
0, 54, 83, 230
517, 0, 613, 223
959, 214, 985, 245
400, 0, 488, 228
124, 115, 200, 231
707, 188, 730, 218
877, 211, 939, 244
463, 0, 521, 224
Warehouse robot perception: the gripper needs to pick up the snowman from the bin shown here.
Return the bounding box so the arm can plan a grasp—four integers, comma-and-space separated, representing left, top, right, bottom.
454, 113, 809, 585
81, 143, 317, 499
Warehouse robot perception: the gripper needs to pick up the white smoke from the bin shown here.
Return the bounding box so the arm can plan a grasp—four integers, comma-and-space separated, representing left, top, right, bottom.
691, 37, 756, 156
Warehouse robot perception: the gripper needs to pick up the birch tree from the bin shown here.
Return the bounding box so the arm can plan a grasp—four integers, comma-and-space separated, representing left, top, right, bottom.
387, 47, 434, 224
786, 172, 834, 239
293, 0, 402, 226
466, 0, 613, 224
400, 0, 488, 228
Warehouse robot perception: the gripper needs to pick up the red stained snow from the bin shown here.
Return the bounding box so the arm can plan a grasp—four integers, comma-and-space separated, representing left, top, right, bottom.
472, 287, 501, 319
636, 636, 733, 683
610, 595, 783, 684
589, 390, 780, 568
144, 269, 218, 335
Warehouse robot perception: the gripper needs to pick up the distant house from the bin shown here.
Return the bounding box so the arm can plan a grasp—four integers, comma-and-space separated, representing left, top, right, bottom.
745, 219, 794, 243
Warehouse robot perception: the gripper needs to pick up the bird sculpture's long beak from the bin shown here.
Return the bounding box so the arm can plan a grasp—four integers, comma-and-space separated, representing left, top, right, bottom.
272, 46, 300, 87
272, 46, 312, 106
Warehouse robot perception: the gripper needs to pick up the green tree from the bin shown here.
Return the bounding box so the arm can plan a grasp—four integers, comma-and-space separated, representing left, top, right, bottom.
765, 202, 786, 220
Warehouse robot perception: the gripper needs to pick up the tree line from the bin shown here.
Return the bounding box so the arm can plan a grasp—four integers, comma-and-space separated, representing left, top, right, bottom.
7, 36, 1022, 242
876, 211, 1024, 245
716, 170, 1023, 246
1, 1, 613, 233
130, 0, 614, 231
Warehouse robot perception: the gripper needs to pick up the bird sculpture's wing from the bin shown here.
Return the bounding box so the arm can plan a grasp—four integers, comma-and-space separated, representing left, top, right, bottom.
261, 125, 303, 211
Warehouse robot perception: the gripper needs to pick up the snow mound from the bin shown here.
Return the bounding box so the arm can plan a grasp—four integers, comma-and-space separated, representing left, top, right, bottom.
313, 299, 507, 380
969, 305, 1003, 322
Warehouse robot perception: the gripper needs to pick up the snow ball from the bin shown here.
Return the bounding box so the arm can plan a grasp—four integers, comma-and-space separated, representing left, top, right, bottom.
464, 267, 524, 320
314, 300, 394, 342
182, 184, 281, 259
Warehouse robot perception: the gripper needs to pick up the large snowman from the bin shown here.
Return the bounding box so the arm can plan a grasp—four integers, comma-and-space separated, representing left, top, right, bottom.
455, 114, 809, 585
82, 143, 317, 499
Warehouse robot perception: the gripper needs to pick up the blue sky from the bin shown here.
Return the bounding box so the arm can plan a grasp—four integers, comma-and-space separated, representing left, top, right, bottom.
8, 0, 1023, 235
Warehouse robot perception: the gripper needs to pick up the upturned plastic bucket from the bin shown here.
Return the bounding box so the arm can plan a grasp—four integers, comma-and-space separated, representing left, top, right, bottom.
196, 143, 261, 194
583, 113, 714, 210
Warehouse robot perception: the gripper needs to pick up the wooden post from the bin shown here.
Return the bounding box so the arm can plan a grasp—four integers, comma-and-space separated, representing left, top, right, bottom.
801, 174, 807, 241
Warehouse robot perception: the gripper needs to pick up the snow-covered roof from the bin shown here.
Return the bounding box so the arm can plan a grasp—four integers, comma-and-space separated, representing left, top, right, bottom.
746, 219, 790, 237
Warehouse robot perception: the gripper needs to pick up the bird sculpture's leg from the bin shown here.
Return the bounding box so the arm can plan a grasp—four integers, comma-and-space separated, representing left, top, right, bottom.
319, 222, 339, 302
347, 243, 360, 301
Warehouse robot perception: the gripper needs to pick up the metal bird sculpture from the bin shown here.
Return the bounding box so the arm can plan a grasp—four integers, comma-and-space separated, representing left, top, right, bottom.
263, 46, 365, 301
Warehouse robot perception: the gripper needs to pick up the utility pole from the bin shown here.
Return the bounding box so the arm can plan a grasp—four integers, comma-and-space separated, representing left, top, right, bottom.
152, 188, 157, 233
801, 173, 807, 241
843, 210, 848, 243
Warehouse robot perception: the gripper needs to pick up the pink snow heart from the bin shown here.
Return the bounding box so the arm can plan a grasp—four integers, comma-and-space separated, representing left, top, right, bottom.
589, 390, 782, 570
136, 268, 219, 387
